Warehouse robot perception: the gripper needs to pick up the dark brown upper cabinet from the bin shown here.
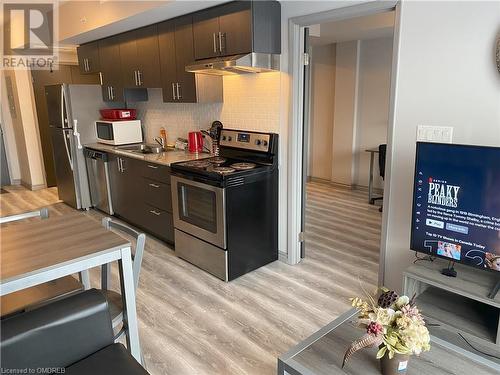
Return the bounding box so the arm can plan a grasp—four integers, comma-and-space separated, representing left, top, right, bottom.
77, 41, 100, 74
158, 15, 222, 103
119, 24, 161, 88
98, 36, 124, 102
193, 0, 281, 61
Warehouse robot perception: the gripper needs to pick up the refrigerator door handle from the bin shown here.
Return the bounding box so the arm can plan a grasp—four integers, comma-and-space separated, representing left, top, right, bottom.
63, 129, 74, 171
61, 86, 73, 170
61, 86, 69, 127
73, 119, 82, 149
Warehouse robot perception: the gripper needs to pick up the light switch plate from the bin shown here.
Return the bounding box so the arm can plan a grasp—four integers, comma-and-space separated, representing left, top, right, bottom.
417, 125, 453, 143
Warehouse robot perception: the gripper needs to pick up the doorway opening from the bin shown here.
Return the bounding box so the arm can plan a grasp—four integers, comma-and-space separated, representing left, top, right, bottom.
288, 2, 400, 293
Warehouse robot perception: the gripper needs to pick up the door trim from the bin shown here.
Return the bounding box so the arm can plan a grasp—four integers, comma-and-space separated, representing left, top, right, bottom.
286, 0, 401, 288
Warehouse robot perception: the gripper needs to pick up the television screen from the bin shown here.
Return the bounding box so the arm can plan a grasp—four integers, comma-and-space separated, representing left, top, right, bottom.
410, 142, 500, 273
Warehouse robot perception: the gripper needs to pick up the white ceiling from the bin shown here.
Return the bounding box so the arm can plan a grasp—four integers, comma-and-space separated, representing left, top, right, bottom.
60, 1, 229, 45
309, 11, 395, 46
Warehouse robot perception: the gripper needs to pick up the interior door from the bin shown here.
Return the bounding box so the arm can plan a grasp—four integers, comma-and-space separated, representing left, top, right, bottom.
136, 24, 161, 88
174, 15, 197, 103
192, 8, 220, 60
218, 1, 252, 56
300, 27, 311, 259
158, 20, 177, 102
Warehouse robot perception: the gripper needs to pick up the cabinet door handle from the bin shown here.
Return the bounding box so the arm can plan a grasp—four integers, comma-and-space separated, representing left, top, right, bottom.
149, 183, 160, 188
137, 70, 143, 86
107, 86, 111, 100
218, 32, 224, 53
117, 158, 121, 172
110, 86, 114, 100
149, 209, 161, 216
83, 58, 88, 72
176, 83, 181, 99
147, 164, 158, 169
134, 70, 138, 86
99, 72, 103, 85
86, 58, 91, 72
213, 33, 217, 53
172, 83, 176, 100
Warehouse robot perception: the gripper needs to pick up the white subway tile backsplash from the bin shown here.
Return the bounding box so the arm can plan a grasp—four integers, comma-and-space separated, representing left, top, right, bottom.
130, 72, 281, 145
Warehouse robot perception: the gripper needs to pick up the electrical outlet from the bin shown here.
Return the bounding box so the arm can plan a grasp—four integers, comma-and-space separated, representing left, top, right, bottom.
417, 125, 453, 143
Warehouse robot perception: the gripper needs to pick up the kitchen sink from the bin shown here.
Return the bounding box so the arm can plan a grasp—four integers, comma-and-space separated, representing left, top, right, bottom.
114, 144, 166, 154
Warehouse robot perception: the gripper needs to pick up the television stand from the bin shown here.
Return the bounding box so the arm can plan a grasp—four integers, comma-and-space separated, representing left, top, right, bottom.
441, 261, 457, 277
489, 279, 500, 299
403, 260, 500, 370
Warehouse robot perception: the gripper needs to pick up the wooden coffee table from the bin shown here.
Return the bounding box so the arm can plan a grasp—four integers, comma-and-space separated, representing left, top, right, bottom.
278, 309, 499, 374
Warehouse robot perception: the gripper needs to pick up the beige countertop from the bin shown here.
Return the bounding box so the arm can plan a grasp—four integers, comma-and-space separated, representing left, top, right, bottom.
84, 143, 210, 166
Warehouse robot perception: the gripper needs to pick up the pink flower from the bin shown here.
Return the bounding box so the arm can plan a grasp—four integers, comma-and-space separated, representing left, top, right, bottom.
367, 322, 383, 336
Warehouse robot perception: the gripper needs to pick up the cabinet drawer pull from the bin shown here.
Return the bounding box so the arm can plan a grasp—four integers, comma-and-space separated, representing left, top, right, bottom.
147, 164, 159, 169
149, 209, 161, 216
213, 33, 217, 53
149, 183, 160, 188
172, 83, 176, 100
218, 32, 224, 53
176, 83, 181, 99
137, 70, 143, 86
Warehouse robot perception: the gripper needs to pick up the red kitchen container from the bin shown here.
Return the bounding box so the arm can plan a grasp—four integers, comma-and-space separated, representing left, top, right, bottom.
188, 131, 203, 153
99, 108, 137, 120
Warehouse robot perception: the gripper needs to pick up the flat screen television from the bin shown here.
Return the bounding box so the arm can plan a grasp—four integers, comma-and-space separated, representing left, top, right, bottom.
410, 142, 500, 275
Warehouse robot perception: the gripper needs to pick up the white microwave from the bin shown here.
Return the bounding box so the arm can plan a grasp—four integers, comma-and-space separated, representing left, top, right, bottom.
96, 120, 143, 145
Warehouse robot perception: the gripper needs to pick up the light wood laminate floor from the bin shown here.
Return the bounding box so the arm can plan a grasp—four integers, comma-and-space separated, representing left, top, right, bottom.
0, 182, 381, 374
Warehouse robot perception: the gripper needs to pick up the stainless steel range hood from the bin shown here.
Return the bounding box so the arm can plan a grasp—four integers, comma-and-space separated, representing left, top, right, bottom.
185, 53, 280, 76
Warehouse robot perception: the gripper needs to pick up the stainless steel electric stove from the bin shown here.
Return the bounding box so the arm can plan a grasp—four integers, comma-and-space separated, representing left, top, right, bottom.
170, 129, 279, 281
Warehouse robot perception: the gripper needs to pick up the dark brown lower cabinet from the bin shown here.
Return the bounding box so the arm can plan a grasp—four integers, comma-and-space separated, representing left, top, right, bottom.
108, 153, 174, 244
140, 203, 174, 243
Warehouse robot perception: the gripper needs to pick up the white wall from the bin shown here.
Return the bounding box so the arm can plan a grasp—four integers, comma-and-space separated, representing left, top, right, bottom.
353, 37, 393, 189
382, 1, 500, 292
309, 44, 336, 180
0, 70, 45, 188
331, 40, 358, 185
308, 37, 393, 188
0, 72, 21, 183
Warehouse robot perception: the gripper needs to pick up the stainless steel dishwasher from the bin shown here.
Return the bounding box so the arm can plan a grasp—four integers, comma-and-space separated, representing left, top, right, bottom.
84, 149, 113, 215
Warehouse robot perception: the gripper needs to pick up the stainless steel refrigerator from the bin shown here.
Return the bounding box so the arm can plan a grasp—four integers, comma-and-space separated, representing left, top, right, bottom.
45, 84, 108, 209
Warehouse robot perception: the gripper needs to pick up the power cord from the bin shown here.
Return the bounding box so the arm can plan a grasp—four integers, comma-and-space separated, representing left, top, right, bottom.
413, 251, 435, 264
457, 332, 500, 360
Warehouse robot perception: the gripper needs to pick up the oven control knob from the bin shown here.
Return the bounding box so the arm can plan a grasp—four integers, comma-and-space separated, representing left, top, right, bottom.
228, 136, 232, 141
222, 135, 227, 141
255, 139, 262, 146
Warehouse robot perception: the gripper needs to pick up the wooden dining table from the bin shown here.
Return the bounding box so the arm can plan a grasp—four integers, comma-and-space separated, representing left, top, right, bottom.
0, 212, 142, 363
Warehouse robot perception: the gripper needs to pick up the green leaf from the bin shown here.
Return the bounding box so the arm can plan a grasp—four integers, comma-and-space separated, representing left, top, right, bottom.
376, 346, 387, 359
388, 350, 394, 359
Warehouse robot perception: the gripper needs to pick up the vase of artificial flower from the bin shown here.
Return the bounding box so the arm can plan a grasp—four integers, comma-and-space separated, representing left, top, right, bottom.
341, 288, 430, 375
